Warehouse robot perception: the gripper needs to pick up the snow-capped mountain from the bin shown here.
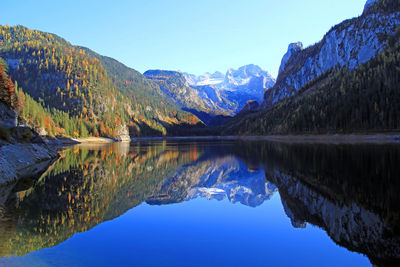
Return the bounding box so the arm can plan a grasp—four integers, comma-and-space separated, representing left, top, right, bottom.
183, 64, 275, 114
185, 64, 275, 94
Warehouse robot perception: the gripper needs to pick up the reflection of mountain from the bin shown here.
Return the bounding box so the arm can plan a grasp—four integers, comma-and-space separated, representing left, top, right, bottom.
270, 170, 400, 266
0, 141, 274, 258
0, 140, 399, 266
234, 141, 400, 266
146, 155, 276, 207
185, 157, 277, 207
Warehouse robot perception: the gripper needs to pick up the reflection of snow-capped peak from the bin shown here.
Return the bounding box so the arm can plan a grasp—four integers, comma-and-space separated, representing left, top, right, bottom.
186, 187, 227, 201
186, 180, 277, 207
185, 157, 277, 207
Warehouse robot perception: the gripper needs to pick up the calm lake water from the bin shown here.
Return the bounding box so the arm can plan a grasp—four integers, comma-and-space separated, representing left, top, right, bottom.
1, 140, 399, 266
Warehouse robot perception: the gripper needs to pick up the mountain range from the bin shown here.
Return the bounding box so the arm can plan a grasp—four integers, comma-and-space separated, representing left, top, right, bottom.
1, 0, 400, 139
144, 64, 275, 124
184, 64, 275, 113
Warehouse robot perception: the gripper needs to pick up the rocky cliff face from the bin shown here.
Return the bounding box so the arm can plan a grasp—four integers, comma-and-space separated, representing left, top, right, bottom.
278, 42, 303, 74
264, 0, 400, 106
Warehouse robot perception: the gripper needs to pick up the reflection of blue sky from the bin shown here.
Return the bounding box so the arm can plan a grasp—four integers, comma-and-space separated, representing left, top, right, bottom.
1, 194, 369, 267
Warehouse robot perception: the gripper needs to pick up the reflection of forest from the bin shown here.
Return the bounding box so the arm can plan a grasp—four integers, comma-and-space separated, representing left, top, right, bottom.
0, 140, 399, 266
0, 141, 201, 258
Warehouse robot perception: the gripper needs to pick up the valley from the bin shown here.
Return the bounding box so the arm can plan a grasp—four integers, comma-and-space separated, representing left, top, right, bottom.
1, 0, 399, 142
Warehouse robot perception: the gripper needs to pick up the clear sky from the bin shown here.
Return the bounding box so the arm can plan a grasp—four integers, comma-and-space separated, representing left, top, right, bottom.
1, 0, 366, 77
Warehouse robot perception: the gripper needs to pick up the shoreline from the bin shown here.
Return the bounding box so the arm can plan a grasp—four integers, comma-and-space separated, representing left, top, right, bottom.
47, 137, 124, 147
43, 133, 400, 146
131, 133, 400, 144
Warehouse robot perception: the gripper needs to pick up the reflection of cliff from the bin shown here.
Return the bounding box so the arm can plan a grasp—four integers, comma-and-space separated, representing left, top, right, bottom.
235, 141, 400, 266
268, 169, 400, 267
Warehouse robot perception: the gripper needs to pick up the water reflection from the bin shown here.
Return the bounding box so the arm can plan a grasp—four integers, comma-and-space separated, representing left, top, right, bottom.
0, 140, 399, 266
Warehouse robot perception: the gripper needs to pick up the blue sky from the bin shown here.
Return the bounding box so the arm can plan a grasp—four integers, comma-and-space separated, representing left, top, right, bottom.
2, 0, 366, 77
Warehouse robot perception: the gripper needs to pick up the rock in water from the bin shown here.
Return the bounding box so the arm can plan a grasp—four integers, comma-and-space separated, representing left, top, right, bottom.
116, 125, 130, 142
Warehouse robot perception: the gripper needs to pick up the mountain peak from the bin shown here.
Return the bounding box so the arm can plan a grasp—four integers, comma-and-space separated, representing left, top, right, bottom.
278, 42, 303, 74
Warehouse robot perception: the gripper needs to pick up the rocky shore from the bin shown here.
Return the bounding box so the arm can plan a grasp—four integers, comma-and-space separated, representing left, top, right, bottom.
0, 143, 59, 185
0, 102, 60, 188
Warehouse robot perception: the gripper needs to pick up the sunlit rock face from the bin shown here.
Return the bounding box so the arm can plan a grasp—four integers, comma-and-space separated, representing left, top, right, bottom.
264, 3, 400, 107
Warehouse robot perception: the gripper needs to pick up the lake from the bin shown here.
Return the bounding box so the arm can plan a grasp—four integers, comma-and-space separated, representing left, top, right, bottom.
0, 140, 399, 266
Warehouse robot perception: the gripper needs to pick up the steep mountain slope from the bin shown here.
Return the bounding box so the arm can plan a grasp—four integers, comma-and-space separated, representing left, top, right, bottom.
78, 48, 204, 134
184, 64, 275, 114
0, 25, 202, 138
224, 25, 400, 135
263, 0, 400, 107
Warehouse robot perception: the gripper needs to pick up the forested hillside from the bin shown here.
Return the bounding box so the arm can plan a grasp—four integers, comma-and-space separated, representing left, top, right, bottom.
224, 28, 400, 135
0, 25, 202, 138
